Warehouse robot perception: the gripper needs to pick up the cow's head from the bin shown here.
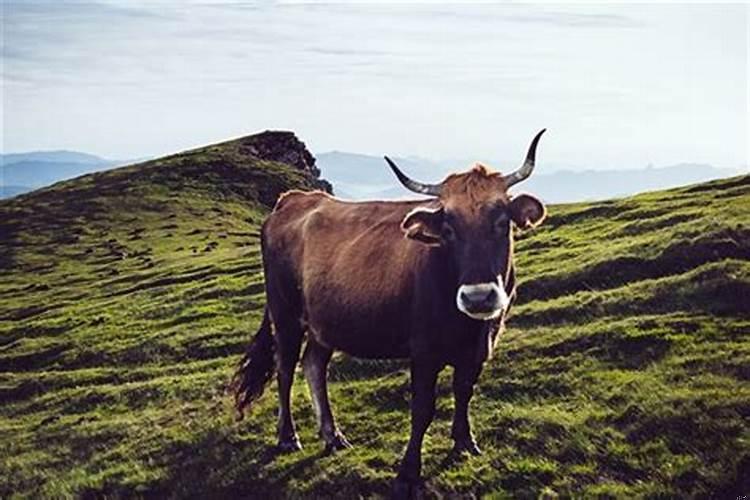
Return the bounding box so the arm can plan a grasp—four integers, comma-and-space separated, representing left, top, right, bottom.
385, 130, 547, 320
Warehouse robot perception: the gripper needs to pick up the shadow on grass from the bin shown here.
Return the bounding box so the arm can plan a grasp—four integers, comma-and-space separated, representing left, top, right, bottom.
130, 429, 392, 499
537, 329, 671, 370
329, 356, 408, 382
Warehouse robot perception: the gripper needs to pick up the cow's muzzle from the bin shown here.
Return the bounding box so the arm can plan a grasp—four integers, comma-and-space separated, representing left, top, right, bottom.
456, 282, 509, 320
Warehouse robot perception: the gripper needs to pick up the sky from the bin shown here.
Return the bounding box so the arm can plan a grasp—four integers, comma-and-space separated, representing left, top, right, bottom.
2, 1, 748, 171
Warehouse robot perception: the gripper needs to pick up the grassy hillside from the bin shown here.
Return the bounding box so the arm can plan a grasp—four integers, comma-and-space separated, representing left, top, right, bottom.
1, 135, 748, 498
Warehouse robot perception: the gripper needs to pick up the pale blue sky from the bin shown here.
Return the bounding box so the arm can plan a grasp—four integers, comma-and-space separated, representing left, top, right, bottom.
2, 1, 748, 171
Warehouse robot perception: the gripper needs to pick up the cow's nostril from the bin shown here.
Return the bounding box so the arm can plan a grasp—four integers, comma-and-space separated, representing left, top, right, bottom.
460, 287, 497, 306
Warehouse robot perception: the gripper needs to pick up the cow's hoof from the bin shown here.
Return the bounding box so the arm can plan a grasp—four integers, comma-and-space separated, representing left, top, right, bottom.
324, 432, 352, 454
277, 436, 302, 453
391, 476, 423, 500
451, 439, 482, 457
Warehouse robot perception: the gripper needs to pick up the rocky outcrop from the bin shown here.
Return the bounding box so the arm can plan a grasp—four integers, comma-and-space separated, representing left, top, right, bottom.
237, 131, 332, 194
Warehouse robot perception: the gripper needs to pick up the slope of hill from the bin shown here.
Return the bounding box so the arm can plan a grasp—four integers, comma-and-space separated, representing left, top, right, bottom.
317, 151, 741, 203
1, 135, 748, 497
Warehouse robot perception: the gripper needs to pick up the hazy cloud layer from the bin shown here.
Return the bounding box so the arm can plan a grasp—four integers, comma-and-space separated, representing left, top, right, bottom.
2, 1, 747, 172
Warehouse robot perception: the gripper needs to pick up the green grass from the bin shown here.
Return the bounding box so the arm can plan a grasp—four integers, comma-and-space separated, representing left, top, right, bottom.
1, 134, 748, 498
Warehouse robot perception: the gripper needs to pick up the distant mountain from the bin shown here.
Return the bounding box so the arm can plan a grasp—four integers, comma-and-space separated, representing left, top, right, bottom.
1, 150, 109, 166
317, 152, 743, 203
520, 163, 744, 203
0, 151, 134, 199
2, 160, 117, 191
4, 148, 743, 203
0, 185, 33, 198
315, 151, 442, 200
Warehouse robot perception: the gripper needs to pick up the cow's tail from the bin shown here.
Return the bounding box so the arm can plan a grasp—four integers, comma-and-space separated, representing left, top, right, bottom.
231, 307, 275, 420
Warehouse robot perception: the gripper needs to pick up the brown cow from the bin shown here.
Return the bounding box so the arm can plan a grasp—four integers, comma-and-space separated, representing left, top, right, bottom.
232, 130, 547, 496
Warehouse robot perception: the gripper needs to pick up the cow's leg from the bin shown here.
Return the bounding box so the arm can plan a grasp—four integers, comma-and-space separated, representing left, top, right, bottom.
451, 362, 482, 455
393, 359, 441, 497
275, 318, 304, 452
302, 338, 351, 453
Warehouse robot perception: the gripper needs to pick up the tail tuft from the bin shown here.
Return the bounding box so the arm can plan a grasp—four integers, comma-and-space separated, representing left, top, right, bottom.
231, 308, 275, 420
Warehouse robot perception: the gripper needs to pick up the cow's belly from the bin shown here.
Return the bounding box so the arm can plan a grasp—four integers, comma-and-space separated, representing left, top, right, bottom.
312, 324, 410, 359
304, 293, 412, 359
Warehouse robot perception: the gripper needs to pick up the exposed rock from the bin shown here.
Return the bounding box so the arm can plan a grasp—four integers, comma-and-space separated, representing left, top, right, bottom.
238, 131, 332, 194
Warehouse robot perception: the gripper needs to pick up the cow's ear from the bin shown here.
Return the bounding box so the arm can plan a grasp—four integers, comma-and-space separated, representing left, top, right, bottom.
401, 206, 444, 246
509, 194, 546, 229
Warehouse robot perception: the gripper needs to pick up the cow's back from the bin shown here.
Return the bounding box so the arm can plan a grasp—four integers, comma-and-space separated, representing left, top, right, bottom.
261, 190, 437, 357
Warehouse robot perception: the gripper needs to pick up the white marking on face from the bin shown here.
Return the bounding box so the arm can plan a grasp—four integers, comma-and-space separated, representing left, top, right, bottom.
456, 282, 510, 320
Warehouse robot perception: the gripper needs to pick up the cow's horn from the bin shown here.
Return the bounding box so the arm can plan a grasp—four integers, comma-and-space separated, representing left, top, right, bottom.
384, 156, 442, 196
503, 129, 546, 188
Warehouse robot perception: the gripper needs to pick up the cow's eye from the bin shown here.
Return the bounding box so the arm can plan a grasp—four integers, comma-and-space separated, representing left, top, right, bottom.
441, 223, 457, 242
